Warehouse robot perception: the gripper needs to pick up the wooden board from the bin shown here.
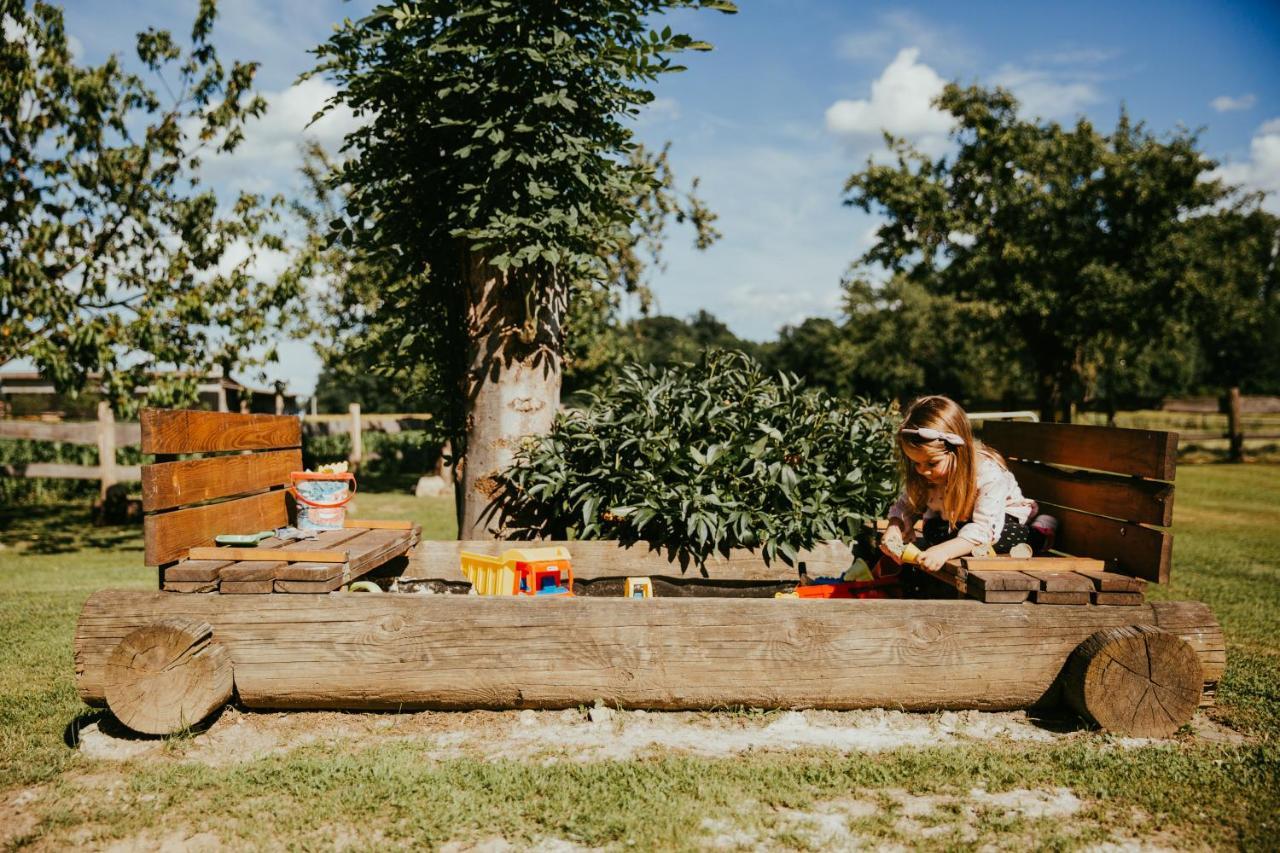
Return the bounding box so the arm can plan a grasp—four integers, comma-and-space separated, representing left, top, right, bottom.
403, 539, 849, 583
141, 449, 301, 512
1040, 502, 1171, 584
161, 580, 218, 593
220, 580, 275, 594
218, 563, 287, 582
344, 519, 415, 530
186, 547, 350, 563
141, 409, 301, 454
961, 556, 1106, 572
1094, 591, 1145, 606
163, 560, 233, 583
74, 593, 1224, 712
982, 420, 1177, 481
216, 529, 365, 584
1074, 570, 1146, 593
1029, 571, 1095, 606
1007, 459, 1174, 526
143, 489, 288, 566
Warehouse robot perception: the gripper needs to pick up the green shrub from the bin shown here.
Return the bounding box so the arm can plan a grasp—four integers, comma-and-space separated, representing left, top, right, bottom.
0, 439, 145, 505
497, 350, 900, 568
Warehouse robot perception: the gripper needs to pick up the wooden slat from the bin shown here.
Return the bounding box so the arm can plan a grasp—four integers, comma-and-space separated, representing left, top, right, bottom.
1035, 590, 1091, 605
187, 546, 349, 563
1074, 570, 1146, 593
163, 560, 234, 583
162, 580, 218, 593
1007, 459, 1174, 526
966, 570, 1038, 603
141, 409, 301, 454
219, 561, 288, 582
0, 462, 141, 481
1095, 591, 1144, 606
961, 556, 1106, 573
1041, 503, 1172, 584
218, 529, 367, 585
141, 449, 301, 511
982, 421, 1177, 481
143, 490, 288, 566
74, 592, 1224, 711
220, 580, 275, 594
403, 539, 849, 583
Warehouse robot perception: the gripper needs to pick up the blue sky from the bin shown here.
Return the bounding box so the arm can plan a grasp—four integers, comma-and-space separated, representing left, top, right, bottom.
50, 0, 1280, 396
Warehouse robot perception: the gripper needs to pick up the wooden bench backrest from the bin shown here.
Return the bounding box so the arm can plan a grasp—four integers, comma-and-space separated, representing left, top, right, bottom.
980, 421, 1177, 584
140, 409, 302, 566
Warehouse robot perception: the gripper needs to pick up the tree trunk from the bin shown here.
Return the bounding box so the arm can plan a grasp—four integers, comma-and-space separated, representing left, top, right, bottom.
459, 254, 564, 539
1225, 386, 1244, 463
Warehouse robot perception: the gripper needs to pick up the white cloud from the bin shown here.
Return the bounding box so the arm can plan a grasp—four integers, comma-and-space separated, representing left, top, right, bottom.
197, 77, 361, 196
1212, 118, 1280, 212
990, 65, 1101, 121
825, 48, 953, 156
1211, 94, 1256, 113
636, 96, 681, 126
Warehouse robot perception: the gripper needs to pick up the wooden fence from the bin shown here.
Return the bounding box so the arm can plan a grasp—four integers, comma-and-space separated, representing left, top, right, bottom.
0, 403, 434, 499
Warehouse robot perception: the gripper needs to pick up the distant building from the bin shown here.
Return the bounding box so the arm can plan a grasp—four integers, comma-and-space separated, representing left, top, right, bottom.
0, 368, 298, 419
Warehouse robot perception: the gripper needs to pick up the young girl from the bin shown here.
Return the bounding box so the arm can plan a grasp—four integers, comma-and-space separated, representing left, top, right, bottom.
881, 396, 1037, 572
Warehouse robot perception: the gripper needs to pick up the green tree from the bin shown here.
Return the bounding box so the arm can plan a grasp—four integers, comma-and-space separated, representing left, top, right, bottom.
843, 84, 1230, 421
0, 0, 304, 412
311, 0, 736, 536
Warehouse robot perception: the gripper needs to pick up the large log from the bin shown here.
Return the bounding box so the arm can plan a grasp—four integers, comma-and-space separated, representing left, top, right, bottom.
75, 592, 1223, 713
103, 619, 233, 735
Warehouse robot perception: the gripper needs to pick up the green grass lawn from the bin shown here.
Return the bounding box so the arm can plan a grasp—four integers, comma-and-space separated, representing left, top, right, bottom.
1, 471, 1278, 850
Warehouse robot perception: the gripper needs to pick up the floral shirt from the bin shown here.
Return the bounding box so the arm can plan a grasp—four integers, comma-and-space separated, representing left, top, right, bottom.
888, 454, 1037, 546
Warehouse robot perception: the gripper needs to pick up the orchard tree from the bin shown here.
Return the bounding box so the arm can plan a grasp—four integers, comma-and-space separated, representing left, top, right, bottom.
843, 85, 1230, 422
0, 0, 304, 411
312, 0, 736, 536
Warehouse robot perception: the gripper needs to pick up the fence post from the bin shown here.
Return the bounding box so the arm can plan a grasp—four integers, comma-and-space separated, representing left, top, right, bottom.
1227, 386, 1244, 463
96, 401, 117, 502
349, 403, 363, 469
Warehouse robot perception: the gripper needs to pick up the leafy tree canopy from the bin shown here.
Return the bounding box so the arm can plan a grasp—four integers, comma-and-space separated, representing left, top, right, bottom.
1, 0, 304, 412
844, 84, 1234, 421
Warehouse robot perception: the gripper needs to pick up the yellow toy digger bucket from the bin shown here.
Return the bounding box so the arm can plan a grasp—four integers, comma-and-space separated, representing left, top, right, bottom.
459, 551, 520, 596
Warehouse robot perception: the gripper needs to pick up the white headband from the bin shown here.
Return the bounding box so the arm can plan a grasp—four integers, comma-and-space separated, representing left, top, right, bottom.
900, 427, 966, 446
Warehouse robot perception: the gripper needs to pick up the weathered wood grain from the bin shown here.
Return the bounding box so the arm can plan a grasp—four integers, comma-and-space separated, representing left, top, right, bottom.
186, 546, 350, 563
102, 618, 233, 735
982, 420, 1177, 481
163, 560, 234, 583
961, 556, 1106, 573
144, 490, 288, 566
74, 592, 1223, 712
1040, 503, 1172, 584
344, 519, 415, 530
141, 409, 300, 454
402, 539, 847, 583
1063, 625, 1202, 737
1074, 570, 1146, 593
1007, 459, 1174, 526
141, 449, 301, 511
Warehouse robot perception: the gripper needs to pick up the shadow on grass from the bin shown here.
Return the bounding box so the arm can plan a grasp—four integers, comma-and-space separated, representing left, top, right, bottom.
64, 704, 229, 749
0, 501, 143, 555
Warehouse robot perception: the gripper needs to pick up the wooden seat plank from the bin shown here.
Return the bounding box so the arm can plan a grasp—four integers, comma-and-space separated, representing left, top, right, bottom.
144, 490, 289, 566
1074, 570, 1146, 593
962, 556, 1106, 572
141, 409, 301, 454
1007, 459, 1174, 526
142, 449, 301, 512
982, 420, 1176, 481
163, 560, 234, 583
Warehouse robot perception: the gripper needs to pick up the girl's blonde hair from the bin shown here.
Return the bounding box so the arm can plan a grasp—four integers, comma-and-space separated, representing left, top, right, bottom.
897, 395, 1003, 530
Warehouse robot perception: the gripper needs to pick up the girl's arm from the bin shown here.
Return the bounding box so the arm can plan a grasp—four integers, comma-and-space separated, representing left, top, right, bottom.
918, 536, 976, 571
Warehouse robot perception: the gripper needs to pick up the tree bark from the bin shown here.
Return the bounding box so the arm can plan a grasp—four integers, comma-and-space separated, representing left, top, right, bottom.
459, 254, 564, 539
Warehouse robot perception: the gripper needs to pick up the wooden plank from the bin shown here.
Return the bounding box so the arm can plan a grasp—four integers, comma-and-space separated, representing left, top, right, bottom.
74, 593, 1224, 711
982, 420, 1177, 481
163, 560, 234, 583
1094, 591, 1144, 606
403, 539, 847, 583
186, 547, 350, 563
961, 556, 1106, 573
220, 580, 276, 594
1074, 570, 1146, 593
143, 490, 288, 566
218, 561, 288, 582
0, 420, 98, 443
0, 462, 140, 481
1007, 459, 1174, 526
966, 570, 1038, 603
219, 529, 367, 584
274, 576, 343, 593
141, 449, 301, 511
1040, 502, 1172, 584
141, 409, 301, 454
162, 580, 219, 593
343, 519, 415, 530
1035, 590, 1091, 605
1028, 571, 1095, 593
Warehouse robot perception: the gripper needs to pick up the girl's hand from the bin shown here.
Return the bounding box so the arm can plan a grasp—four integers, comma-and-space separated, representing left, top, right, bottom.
919, 546, 950, 572
880, 525, 903, 557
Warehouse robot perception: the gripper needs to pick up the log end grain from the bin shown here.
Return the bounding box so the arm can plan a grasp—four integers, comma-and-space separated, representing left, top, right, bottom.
1063, 625, 1202, 738
103, 618, 233, 735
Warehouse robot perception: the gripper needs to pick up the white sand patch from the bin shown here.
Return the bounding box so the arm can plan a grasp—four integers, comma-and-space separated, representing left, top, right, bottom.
966, 786, 1083, 819
440, 837, 591, 852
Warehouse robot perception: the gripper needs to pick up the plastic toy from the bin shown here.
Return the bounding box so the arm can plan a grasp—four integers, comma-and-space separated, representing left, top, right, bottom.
459, 547, 574, 596
625, 577, 653, 599
214, 530, 272, 546
775, 574, 898, 599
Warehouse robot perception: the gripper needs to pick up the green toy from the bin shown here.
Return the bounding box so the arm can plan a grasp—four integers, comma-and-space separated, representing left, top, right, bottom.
214, 530, 273, 546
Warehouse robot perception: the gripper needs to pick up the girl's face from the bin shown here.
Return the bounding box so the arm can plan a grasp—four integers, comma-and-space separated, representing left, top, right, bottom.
903, 443, 954, 486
